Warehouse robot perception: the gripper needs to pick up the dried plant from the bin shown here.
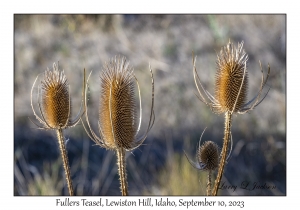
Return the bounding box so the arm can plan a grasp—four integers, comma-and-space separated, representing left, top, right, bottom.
192, 40, 270, 195
82, 56, 155, 196
185, 128, 232, 195
29, 63, 84, 195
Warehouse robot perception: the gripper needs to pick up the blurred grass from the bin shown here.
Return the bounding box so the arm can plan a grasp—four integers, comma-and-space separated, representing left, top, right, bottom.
15, 149, 63, 195
156, 153, 207, 195
14, 14, 285, 196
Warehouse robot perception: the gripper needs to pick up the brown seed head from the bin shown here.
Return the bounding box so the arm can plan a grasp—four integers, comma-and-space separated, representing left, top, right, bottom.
41, 63, 70, 129
214, 41, 248, 114
99, 56, 138, 150
197, 141, 219, 171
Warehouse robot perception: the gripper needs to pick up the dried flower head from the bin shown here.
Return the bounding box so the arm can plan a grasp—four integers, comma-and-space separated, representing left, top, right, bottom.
184, 128, 232, 171
99, 57, 139, 150
193, 40, 270, 115
198, 141, 219, 171
30, 63, 83, 129
83, 56, 155, 151
214, 41, 248, 113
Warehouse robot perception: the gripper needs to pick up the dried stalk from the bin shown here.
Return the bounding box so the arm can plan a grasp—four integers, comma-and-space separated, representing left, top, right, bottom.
207, 170, 212, 196
212, 111, 232, 195
56, 129, 74, 196
116, 148, 128, 195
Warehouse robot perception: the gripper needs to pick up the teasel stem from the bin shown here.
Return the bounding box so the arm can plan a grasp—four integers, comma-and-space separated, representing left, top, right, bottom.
207, 170, 212, 196
56, 129, 74, 196
116, 147, 128, 196
212, 111, 232, 196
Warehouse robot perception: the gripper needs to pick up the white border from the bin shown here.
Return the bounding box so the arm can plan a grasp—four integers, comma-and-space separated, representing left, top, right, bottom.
5, 1, 295, 209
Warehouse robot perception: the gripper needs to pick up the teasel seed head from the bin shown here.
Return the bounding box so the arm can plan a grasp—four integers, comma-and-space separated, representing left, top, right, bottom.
197, 141, 219, 171
82, 56, 155, 151
41, 65, 70, 128
184, 128, 233, 171
185, 139, 220, 171
99, 57, 138, 150
214, 41, 248, 114
192, 40, 270, 115
30, 62, 84, 130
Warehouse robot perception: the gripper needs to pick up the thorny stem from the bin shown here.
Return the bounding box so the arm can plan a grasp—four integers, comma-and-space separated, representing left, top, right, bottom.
117, 147, 128, 196
212, 111, 232, 196
207, 170, 212, 196
56, 129, 74, 196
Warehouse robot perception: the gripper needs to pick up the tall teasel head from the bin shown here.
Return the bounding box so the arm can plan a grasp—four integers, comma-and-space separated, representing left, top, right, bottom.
193, 40, 270, 114
82, 56, 155, 151
30, 62, 84, 129
214, 41, 248, 113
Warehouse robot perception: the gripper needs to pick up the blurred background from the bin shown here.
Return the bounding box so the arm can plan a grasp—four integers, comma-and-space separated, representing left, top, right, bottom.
14, 14, 285, 196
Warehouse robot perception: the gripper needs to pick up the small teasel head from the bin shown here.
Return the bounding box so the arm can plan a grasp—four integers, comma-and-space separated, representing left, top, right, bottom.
30, 62, 84, 130
197, 141, 219, 171
192, 40, 270, 115
184, 128, 233, 171
185, 139, 219, 171
82, 55, 155, 151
